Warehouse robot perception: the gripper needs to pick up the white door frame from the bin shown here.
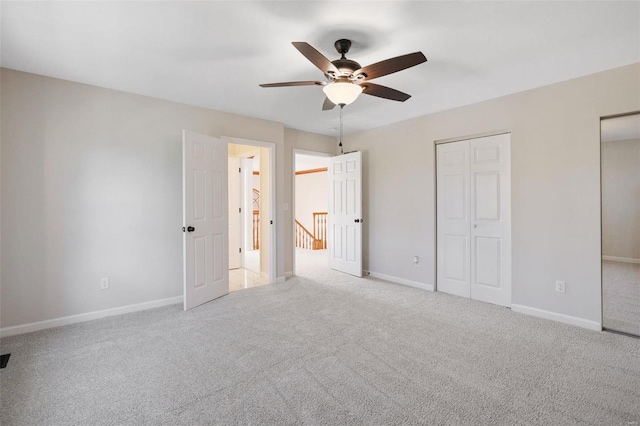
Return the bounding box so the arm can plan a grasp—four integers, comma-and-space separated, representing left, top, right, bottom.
292, 149, 333, 276
434, 131, 512, 306
223, 136, 277, 284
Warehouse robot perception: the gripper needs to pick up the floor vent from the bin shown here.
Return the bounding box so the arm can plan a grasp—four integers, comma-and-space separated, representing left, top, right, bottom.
0, 353, 10, 369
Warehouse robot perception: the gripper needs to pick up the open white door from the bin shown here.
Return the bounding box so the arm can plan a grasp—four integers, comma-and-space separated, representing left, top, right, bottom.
328, 151, 362, 277
228, 156, 241, 270
183, 130, 229, 310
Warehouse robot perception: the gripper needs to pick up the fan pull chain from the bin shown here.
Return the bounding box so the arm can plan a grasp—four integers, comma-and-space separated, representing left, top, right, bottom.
339, 106, 343, 153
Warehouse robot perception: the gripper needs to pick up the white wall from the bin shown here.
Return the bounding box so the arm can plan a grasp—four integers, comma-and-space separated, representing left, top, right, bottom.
0, 69, 333, 329
295, 171, 328, 232
602, 138, 640, 260
345, 63, 640, 325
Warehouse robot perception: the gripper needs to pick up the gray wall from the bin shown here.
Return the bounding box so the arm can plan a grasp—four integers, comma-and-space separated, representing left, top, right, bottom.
345, 63, 640, 324
0, 69, 334, 328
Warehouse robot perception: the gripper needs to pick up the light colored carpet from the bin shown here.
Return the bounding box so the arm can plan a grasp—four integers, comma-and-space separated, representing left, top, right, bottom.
2, 269, 640, 425
603, 260, 640, 336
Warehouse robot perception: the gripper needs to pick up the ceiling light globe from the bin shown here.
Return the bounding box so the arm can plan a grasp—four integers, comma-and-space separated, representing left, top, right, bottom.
322, 82, 363, 106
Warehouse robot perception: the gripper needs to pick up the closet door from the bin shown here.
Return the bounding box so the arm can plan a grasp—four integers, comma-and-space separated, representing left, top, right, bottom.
437, 134, 511, 307
436, 140, 471, 298
469, 134, 511, 307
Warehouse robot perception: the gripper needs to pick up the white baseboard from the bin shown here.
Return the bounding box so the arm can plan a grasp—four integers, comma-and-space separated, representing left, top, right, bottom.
511, 304, 601, 331
276, 276, 286, 283
364, 270, 434, 292
284, 271, 293, 278
602, 256, 640, 264
0, 295, 183, 338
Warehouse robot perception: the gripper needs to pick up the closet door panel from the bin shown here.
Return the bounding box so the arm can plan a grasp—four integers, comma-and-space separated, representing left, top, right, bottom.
470, 134, 511, 307
437, 140, 471, 298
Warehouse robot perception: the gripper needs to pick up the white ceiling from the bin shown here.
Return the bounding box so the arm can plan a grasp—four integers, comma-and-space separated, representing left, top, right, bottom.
2, 1, 639, 136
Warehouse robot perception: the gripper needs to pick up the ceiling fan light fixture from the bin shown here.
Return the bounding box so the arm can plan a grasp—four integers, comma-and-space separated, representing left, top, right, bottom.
322, 81, 363, 106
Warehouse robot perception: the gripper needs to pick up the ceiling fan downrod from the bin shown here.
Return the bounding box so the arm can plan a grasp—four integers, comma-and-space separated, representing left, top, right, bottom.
339, 105, 344, 154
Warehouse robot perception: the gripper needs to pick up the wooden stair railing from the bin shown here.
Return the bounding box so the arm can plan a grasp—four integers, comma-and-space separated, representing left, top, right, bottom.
295, 220, 315, 250
252, 210, 260, 250
295, 212, 328, 250
313, 212, 328, 250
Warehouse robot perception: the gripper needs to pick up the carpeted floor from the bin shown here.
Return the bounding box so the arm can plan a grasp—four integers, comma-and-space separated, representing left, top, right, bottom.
603, 260, 640, 336
1, 268, 640, 425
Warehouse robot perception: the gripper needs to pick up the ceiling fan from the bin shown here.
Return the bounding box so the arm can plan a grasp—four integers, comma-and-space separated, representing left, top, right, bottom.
259, 39, 427, 110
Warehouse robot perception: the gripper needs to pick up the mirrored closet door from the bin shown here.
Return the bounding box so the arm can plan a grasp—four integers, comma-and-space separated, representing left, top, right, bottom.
601, 113, 640, 336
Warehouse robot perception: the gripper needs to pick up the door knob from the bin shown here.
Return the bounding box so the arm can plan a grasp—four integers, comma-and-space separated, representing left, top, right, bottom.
355, 219, 360, 223
182, 226, 195, 232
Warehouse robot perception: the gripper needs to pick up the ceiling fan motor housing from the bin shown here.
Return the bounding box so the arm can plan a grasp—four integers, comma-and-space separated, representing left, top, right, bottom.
328, 39, 365, 80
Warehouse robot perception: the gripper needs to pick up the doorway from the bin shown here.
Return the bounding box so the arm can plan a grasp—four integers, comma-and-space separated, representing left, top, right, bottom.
227, 139, 275, 292
293, 151, 331, 276
601, 113, 640, 337
435, 133, 512, 307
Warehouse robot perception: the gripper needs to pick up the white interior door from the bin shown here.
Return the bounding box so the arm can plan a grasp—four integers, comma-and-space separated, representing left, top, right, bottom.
436, 134, 511, 307
240, 157, 252, 267
228, 156, 241, 270
470, 134, 511, 307
328, 151, 362, 277
436, 140, 471, 298
183, 130, 229, 310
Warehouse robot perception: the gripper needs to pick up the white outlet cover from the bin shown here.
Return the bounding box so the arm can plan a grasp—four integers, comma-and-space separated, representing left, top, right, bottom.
100, 277, 110, 290
555, 280, 565, 293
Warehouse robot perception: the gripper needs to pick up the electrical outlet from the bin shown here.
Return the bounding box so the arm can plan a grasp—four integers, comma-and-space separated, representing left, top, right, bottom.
100, 277, 110, 290
555, 280, 565, 294
413, 256, 419, 265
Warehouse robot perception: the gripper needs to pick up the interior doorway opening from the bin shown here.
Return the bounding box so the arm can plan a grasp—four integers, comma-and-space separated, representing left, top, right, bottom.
227, 140, 273, 291
293, 151, 331, 276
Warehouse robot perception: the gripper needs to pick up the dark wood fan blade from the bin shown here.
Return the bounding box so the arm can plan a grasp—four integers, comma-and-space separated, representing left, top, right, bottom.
355, 52, 427, 80
322, 97, 336, 111
292, 42, 339, 75
259, 81, 326, 88
360, 82, 411, 102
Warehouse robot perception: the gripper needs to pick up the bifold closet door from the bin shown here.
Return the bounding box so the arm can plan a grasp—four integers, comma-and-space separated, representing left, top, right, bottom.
437, 134, 511, 307
436, 140, 471, 298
